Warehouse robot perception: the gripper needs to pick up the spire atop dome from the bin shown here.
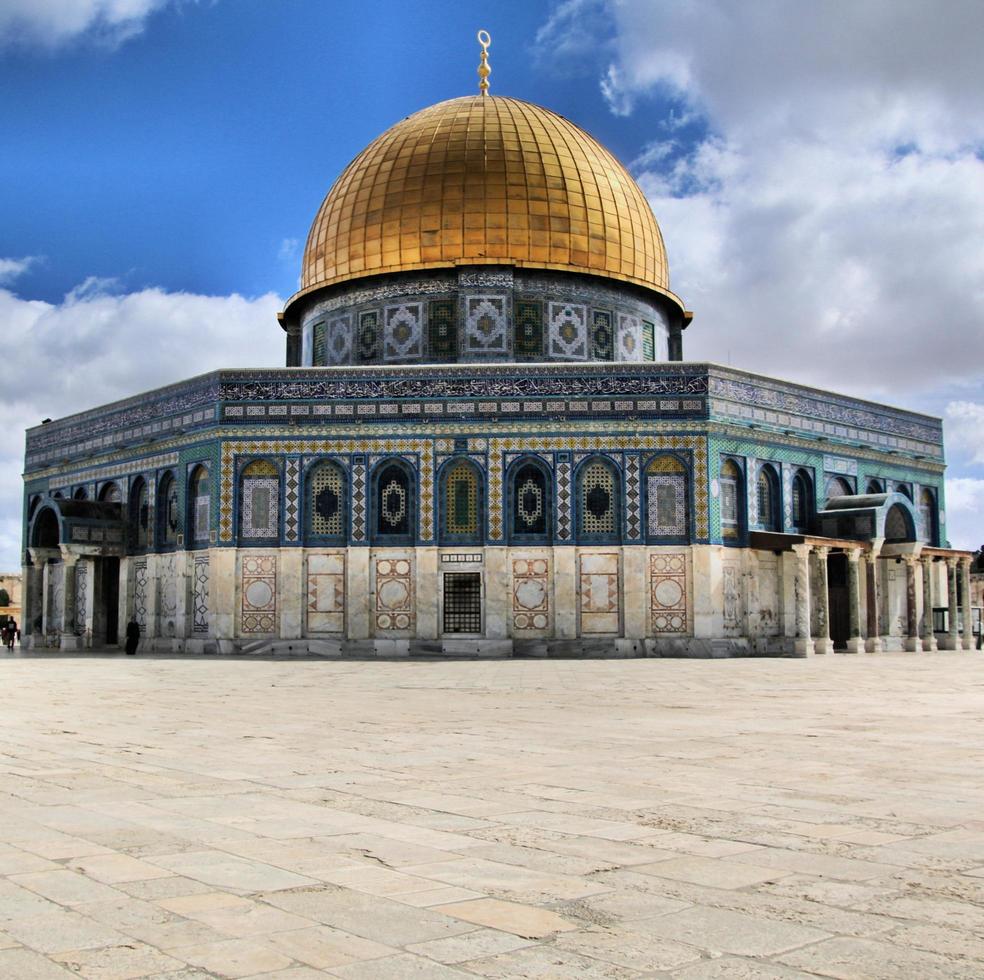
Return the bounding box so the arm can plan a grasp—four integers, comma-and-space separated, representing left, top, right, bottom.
477, 29, 491, 95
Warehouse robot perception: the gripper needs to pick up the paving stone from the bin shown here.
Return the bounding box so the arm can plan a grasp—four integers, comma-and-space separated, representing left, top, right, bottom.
554, 923, 703, 971
326, 951, 477, 978
643, 906, 830, 956
52, 942, 186, 979
266, 924, 395, 969
173, 938, 294, 978
0, 946, 78, 978
462, 944, 643, 978
776, 935, 984, 979
432, 898, 576, 937
405, 928, 536, 963
634, 855, 792, 889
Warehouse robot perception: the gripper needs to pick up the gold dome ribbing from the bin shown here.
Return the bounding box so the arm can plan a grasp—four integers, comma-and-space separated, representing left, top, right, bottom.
294, 95, 679, 306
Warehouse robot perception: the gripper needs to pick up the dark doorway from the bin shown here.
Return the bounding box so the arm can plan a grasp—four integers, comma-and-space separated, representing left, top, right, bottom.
443, 573, 482, 634
100, 557, 120, 646
828, 553, 849, 649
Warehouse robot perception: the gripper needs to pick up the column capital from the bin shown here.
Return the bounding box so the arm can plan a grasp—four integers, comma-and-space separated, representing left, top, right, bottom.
791, 543, 813, 559
814, 545, 831, 559
946, 556, 960, 569
58, 546, 79, 566
846, 547, 862, 563
902, 553, 919, 567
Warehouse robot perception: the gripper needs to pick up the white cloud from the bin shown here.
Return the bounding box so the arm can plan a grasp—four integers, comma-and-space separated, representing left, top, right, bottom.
944, 478, 984, 552
0, 0, 188, 49
0, 256, 39, 285
278, 238, 299, 263
945, 402, 984, 466
540, 1, 984, 400
0, 275, 282, 569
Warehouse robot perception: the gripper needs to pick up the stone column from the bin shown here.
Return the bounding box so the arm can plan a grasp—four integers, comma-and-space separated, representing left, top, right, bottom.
21, 559, 41, 645
59, 550, 81, 651
903, 555, 921, 652
865, 549, 884, 653
961, 558, 974, 651
845, 548, 864, 653
790, 543, 814, 657
278, 547, 304, 641
812, 547, 832, 655
921, 556, 937, 651
485, 547, 510, 641
553, 547, 577, 640
943, 558, 959, 650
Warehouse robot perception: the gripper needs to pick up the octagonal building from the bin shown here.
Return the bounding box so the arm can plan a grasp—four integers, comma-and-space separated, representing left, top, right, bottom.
19, 87, 977, 656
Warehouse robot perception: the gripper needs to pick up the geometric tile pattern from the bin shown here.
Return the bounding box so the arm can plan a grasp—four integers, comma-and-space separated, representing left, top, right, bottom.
284, 458, 300, 542
358, 311, 379, 362
428, 300, 456, 361
326, 315, 352, 365
306, 551, 345, 634
579, 459, 617, 536
624, 454, 641, 540
642, 320, 655, 361
156, 553, 178, 638
647, 474, 687, 536
442, 459, 480, 537
192, 553, 209, 635
579, 552, 620, 634
383, 303, 422, 361
374, 556, 414, 633
465, 296, 506, 354
308, 462, 344, 538
547, 302, 587, 359
241, 553, 277, 634
512, 556, 550, 633
350, 460, 367, 542
555, 460, 572, 541
617, 313, 642, 362
513, 301, 542, 359
241, 478, 279, 539
591, 309, 613, 360
313, 321, 327, 366
649, 552, 687, 634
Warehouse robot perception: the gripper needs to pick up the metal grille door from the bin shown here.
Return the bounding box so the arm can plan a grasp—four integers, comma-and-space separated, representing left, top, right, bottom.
443, 573, 482, 634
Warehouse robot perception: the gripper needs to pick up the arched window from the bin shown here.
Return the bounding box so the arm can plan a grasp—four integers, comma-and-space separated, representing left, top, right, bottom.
896, 483, 913, 501
439, 459, 483, 544
791, 469, 812, 531
646, 454, 689, 541
826, 476, 852, 500
27, 495, 41, 522
32, 506, 60, 549
577, 457, 620, 543
720, 459, 743, 542
188, 465, 210, 546
918, 488, 936, 545
885, 503, 914, 542
99, 482, 121, 503
73, 487, 88, 500
306, 461, 346, 543
508, 459, 551, 542
757, 465, 780, 532
866, 478, 884, 494
373, 462, 415, 544
239, 459, 280, 541
129, 477, 151, 552
157, 472, 179, 549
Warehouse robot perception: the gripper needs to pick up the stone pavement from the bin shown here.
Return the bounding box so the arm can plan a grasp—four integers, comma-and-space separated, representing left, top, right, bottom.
0, 651, 983, 979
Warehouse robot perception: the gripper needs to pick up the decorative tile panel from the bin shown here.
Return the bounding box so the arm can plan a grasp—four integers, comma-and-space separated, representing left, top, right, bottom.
617, 313, 643, 362
548, 302, 587, 359
350, 459, 367, 542
579, 552, 620, 634
465, 296, 507, 354
428, 300, 456, 361
374, 555, 414, 633
358, 311, 379, 363
591, 309, 614, 360
625, 454, 641, 540
649, 552, 688, 634
241, 553, 277, 634
306, 552, 345, 634
647, 474, 687, 536
383, 303, 422, 361
514, 301, 542, 359
512, 557, 550, 633
326, 315, 352, 365
555, 459, 572, 541
242, 478, 279, 538
284, 457, 300, 542
74, 560, 88, 635
192, 554, 209, 635
312, 321, 327, 366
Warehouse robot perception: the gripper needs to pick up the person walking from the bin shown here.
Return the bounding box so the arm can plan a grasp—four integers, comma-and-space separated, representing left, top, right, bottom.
125, 619, 140, 656
5, 620, 15, 649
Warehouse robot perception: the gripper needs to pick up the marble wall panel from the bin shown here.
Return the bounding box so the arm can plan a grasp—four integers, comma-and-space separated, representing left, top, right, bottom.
192, 554, 209, 635
374, 554, 415, 634
307, 551, 345, 634
579, 552, 620, 634
511, 556, 550, 633
722, 558, 743, 636
157, 553, 179, 638
649, 552, 688, 634
241, 553, 277, 634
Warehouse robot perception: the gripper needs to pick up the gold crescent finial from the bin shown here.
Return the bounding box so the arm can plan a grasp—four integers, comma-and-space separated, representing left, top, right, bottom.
477, 29, 491, 95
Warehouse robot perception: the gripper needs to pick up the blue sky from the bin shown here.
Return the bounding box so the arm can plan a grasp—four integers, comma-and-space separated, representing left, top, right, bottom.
1, 0, 983, 567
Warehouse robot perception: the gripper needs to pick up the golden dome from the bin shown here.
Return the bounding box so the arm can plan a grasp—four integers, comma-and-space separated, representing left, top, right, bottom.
290, 95, 683, 312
